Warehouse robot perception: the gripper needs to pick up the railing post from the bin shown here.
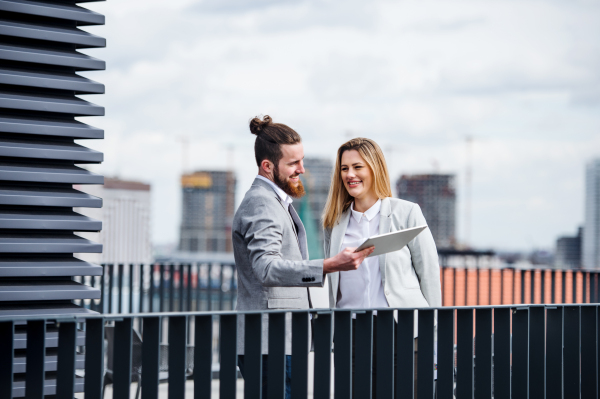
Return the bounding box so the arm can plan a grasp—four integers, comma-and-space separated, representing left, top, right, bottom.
219, 264, 225, 310
396, 309, 415, 399
113, 318, 133, 399
139, 264, 145, 313
313, 311, 333, 399
118, 263, 124, 313
494, 308, 511, 399
475, 308, 492, 399
141, 317, 161, 399
108, 264, 114, 314
56, 321, 77, 398
546, 306, 563, 399
268, 312, 287, 399
196, 265, 203, 312
355, 311, 374, 398
564, 306, 581, 397
0, 321, 14, 398
220, 314, 238, 398
179, 264, 185, 312
376, 309, 395, 398
417, 309, 435, 399
187, 264, 193, 312
84, 318, 105, 399
169, 264, 175, 312
512, 307, 529, 398
457, 309, 474, 399
291, 312, 310, 399
100, 266, 106, 313
581, 306, 598, 398
529, 306, 545, 399
25, 320, 46, 399
208, 264, 214, 311
159, 264, 165, 312
168, 316, 188, 398
149, 264, 155, 313
244, 313, 264, 399
129, 264, 134, 313
194, 315, 213, 399
333, 310, 352, 399
437, 309, 454, 399
24, 320, 46, 399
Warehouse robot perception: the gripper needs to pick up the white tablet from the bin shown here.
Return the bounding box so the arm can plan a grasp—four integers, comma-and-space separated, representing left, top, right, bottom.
354, 225, 428, 257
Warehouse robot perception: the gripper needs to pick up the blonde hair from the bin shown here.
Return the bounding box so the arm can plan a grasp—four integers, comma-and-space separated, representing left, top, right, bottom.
322, 138, 393, 229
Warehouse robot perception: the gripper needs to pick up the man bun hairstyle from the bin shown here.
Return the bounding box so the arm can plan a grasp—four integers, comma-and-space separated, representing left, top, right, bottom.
249, 115, 302, 167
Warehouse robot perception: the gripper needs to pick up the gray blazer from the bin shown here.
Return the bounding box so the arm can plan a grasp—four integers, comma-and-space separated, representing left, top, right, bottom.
233, 177, 324, 355
325, 197, 441, 310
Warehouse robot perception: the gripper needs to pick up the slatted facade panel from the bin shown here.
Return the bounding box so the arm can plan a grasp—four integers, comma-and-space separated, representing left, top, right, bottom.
0, 1, 105, 316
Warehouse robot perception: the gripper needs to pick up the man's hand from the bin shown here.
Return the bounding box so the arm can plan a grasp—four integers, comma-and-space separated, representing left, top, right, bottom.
323, 246, 375, 274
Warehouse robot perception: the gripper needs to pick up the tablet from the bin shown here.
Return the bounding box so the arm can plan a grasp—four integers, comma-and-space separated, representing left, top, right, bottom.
354, 225, 428, 257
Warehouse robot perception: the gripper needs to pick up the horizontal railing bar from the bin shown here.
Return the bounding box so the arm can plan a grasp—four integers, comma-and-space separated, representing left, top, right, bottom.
101, 261, 600, 272
2, 303, 600, 322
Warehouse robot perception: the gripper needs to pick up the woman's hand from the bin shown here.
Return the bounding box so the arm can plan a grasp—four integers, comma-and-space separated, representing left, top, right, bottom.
323, 246, 374, 274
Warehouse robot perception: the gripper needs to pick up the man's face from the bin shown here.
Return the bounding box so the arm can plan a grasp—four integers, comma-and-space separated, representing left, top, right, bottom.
273, 143, 306, 198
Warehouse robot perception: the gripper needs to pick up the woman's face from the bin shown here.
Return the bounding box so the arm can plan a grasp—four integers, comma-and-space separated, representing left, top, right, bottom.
340, 149, 374, 200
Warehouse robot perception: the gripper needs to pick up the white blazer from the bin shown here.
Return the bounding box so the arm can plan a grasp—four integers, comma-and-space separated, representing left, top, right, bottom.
324, 197, 442, 310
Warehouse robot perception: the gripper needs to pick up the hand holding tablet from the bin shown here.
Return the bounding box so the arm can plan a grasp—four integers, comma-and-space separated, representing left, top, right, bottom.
354, 225, 428, 257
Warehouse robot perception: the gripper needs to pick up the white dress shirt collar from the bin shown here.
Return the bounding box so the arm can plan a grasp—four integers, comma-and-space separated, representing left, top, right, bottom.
350, 199, 381, 223
337, 197, 388, 311
256, 174, 293, 208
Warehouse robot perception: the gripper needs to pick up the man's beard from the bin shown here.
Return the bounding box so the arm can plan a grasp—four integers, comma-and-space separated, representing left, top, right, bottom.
273, 164, 306, 198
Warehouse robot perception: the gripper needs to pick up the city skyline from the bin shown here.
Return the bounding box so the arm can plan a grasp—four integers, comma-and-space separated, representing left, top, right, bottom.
583, 159, 600, 269
80, 0, 600, 251
179, 170, 236, 253
396, 174, 457, 249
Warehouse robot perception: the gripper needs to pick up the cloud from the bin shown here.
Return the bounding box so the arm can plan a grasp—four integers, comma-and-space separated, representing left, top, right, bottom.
189, 0, 302, 14
79, 0, 600, 250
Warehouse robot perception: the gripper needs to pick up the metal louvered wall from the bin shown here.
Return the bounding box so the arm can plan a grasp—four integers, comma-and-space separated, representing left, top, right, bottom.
0, 0, 105, 321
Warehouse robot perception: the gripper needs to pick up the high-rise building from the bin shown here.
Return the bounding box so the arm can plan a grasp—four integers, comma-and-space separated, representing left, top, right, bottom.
583, 158, 600, 269
555, 227, 582, 269
294, 157, 334, 258
396, 174, 457, 249
179, 170, 236, 253
75, 178, 152, 264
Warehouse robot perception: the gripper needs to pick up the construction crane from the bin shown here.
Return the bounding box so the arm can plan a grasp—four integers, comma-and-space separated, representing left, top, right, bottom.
177, 136, 190, 175
464, 136, 473, 248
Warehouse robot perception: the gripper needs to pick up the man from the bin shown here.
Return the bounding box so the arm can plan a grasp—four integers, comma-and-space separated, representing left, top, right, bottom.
234, 115, 374, 398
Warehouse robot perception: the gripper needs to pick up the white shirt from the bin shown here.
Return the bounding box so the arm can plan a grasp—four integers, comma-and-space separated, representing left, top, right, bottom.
337, 199, 389, 310
256, 175, 293, 210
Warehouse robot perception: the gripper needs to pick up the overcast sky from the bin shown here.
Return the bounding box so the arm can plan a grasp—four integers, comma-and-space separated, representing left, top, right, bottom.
79, 0, 600, 251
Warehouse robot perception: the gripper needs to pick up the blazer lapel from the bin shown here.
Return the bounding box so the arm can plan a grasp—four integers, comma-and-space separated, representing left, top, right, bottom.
288, 205, 308, 260
378, 197, 392, 283
252, 177, 301, 250
329, 209, 351, 304
330, 209, 350, 257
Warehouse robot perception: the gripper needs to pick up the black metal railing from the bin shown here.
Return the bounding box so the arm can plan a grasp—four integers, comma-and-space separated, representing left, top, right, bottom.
74, 261, 600, 316
0, 304, 598, 398
74, 262, 237, 314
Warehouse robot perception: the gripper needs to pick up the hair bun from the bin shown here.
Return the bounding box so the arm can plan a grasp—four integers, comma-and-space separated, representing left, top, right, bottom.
249, 115, 273, 135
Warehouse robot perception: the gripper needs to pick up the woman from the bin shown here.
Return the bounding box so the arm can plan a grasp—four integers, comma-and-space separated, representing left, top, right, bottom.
322, 137, 441, 396
323, 137, 441, 311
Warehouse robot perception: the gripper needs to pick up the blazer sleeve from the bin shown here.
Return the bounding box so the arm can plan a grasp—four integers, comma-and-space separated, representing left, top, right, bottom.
406, 204, 442, 307
239, 197, 324, 288
323, 227, 337, 308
